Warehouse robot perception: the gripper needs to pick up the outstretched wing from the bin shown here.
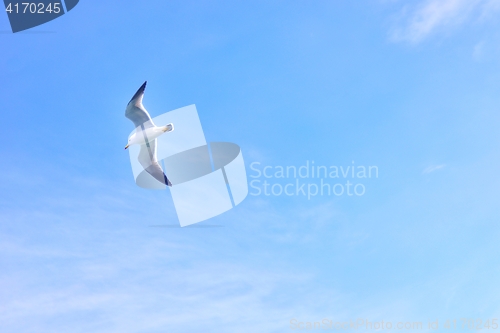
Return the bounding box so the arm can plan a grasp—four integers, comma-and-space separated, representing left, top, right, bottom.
138, 138, 172, 187
125, 81, 156, 129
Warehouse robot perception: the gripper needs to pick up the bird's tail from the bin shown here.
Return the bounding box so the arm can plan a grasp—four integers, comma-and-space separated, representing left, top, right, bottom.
163, 123, 174, 132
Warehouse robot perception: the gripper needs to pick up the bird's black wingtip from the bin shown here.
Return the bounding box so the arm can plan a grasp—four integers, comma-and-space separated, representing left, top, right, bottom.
165, 176, 172, 187
128, 81, 148, 104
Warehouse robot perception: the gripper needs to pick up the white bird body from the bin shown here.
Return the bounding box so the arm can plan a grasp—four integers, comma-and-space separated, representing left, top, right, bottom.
127, 124, 173, 147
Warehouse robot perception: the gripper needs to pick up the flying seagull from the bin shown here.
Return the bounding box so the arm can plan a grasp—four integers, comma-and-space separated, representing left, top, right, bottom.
125, 81, 174, 187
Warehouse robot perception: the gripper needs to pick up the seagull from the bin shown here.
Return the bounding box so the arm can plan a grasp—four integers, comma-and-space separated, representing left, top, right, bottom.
125, 81, 174, 187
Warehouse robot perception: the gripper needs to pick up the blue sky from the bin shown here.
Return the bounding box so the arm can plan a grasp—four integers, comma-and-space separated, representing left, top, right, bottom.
1, 0, 500, 332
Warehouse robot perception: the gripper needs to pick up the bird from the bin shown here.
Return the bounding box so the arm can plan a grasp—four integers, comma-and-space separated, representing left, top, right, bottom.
124, 81, 174, 187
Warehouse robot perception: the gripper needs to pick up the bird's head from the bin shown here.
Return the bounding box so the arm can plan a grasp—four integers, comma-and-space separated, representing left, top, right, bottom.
124, 136, 132, 150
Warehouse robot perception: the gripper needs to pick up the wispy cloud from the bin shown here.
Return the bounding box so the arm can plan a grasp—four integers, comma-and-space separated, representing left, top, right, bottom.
390, 0, 500, 43
422, 164, 446, 174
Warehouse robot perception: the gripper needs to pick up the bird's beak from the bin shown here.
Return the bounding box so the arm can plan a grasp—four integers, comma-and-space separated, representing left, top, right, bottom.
124, 145, 129, 150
